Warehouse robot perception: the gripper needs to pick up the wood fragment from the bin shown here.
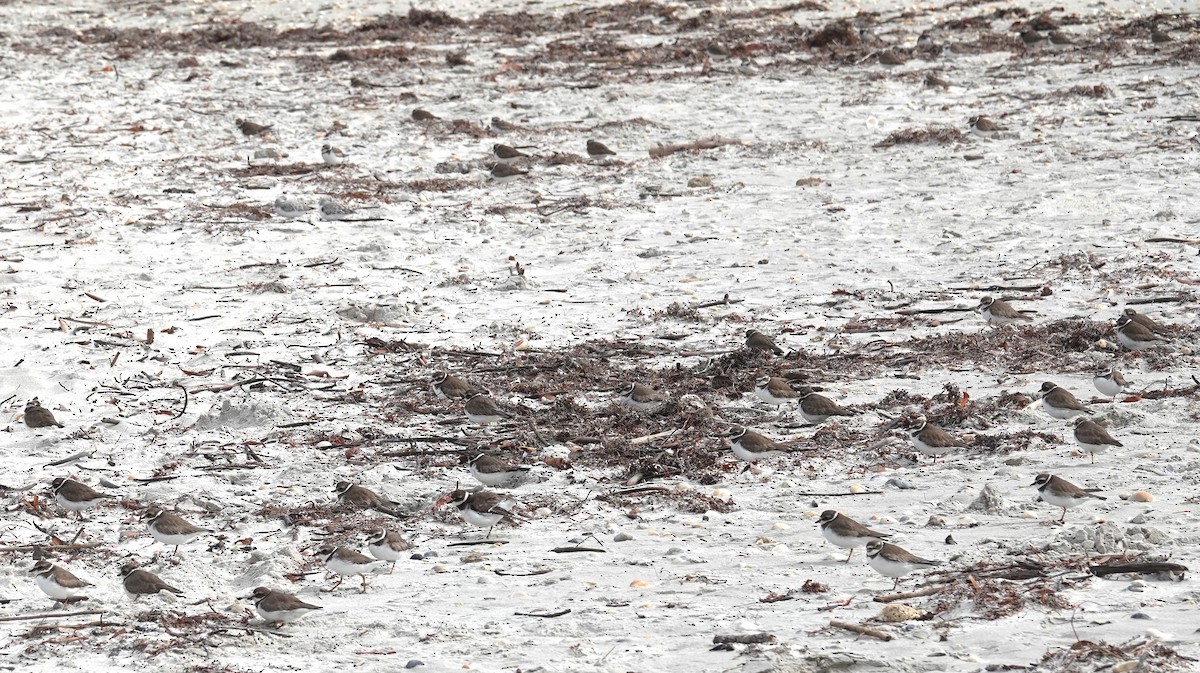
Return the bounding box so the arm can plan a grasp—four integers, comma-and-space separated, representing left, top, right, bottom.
0, 610, 106, 623
695, 294, 744, 309
793, 490, 883, 497
1090, 561, 1188, 577
0, 543, 104, 553
43, 450, 95, 468
514, 609, 571, 618
712, 632, 776, 645
829, 620, 892, 641
447, 540, 510, 547
1125, 295, 1190, 305
630, 429, 678, 446
873, 586, 943, 603
648, 137, 742, 159
495, 568, 554, 576
1145, 237, 1200, 244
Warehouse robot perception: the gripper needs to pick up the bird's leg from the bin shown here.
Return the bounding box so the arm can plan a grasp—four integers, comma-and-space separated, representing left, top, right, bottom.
1058, 508, 1067, 524
359, 575, 369, 593
845, 549, 854, 563
388, 563, 396, 575
486, 525, 494, 539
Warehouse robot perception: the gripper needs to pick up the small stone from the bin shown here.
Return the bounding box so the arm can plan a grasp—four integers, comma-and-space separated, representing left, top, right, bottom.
688, 175, 713, 188
849, 483, 867, 494
431, 564, 449, 573
1113, 662, 1138, 673
1130, 612, 1151, 620
405, 660, 424, 669
771, 522, 790, 531
614, 532, 634, 542
945, 535, 957, 545
630, 579, 651, 588
462, 551, 486, 563
1129, 491, 1154, 502
711, 488, 731, 500
926, 515, 946, 528
884, 477, 914, 490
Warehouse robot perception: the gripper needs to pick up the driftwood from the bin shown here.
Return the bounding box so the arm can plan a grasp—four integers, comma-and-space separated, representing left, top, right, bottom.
514, 609, 571, 618
1090, 561, 1187, 578
1145, 237, 1200, 244
712, 632, 776, 645
43, 450, 95, 468
629, 429, 678, 446
873, 586, 943, 603
1125, 295, 1191, 305
495, 568, 553, 576
829, 620, 892, 641
794, 490, 883, 497
446, 539, 509, 547
0, 610, 106, 623
0, 543, 104, 553
695, 294, 744, 309
648, 137, 742, 159
895, 306, 972, 315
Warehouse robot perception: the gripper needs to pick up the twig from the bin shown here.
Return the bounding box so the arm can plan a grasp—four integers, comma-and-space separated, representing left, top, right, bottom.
447, 540, 509, 547
695, 294, 744, 309
1125, 295, 1191, 305
793, 491, 883, 497
211, 625, 293, 638
712, 633, 776, 644
550, 547, 606, 554
1145, 237, 1200, 244
0, 610, 106, 623
873, 586, 943, 603
895, 306, 972, 315
495, 568, 553, 576
43, 450, 95, 468
514, 609, 571, 618
630, 429, 678, 446
1089, 561, 1187, 577
829, 620, 892, 641
173, 383, 188, 419
648, 137, 742, 159
0, 543, 104, 553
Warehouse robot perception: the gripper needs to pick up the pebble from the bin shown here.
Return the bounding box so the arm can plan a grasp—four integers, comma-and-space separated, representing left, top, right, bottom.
711, 488, 731, 499
880, 604, 924, 622
614, 532, 634, 542
1131, 612, 1152, 620
771, 522, 790, 531
1129, 491, 1154, 502
405, 660, 424, 669
666, 547, 684, 555
630, 579, 651, 588
849, 483, 867, 494
926, 515, 946, 528
884, 477, 914, 490
431, 564, 449, 573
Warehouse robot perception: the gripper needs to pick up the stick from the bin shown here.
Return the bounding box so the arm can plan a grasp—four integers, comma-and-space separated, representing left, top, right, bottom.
0, 610, 107, 623
1145, 237, 1200, 244
712, 633, 775, 645
514, 609, 571, 618
447, 540, 509, 547
630, 429, 678, 446
695, 294, 744, 309
211, 625, 293, 638
873, 586, 943, 603
1125, 295, 1191, 305
895, 306, 972, 315
550, 547, 606, 554
43, 450, 95, 468
829, 620, 892, 641
495, 568, 553, 576
648, 137, 742, 159
793, 491, 883, 497
0, 543, 104, 553
173, 382, 188, 419
1089, 562, 1188, 577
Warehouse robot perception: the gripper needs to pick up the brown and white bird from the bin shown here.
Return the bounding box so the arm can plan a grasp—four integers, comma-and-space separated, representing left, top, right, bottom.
436, 489, 527, 538
236, 118, 272, 136
1115, 315, 1166, 352
247, 587, 322, 628
1047, 30, 1074, 48
24, 398, 63, 428
321, 144, 347, 166
969, 116, 1007, 137
334, 481, 403, 517
796, 387, 855, 424
314, 545, 384, 592
745, 329, 784, 355
1031, 473, 1106, 523
1072, 417, 1123, 463
1092, 366, 1130, 400
490, 163, 528, 182
1036, 382, 1093, 419
906, 415, 968, 460
725, 426, 788, 466
586, 139, 616, 157
431, 372, 484, 400
50, 478, 111, 520
977, 296, 1032, 326
754, 376, 799, 407
121, 563, 184, 600
142, 506, 211, 555
617, 382, 667, 412
1122, 308, 1169, 335
865, 540, 941, 589
464, 393, 513, 425
468, 454, 531, 488
30, 561, 91, 604
492, 144, 530, 162
816, 510, 890, 562
411, 109, 439, 122
366, 529, 411, 572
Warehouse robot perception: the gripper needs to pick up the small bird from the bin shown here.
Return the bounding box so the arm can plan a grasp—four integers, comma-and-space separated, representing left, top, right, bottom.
318, 198, 358, 221
142, 506, 211, 555
314, 545, 384, 593
247, 587, 322, 628
411, 109, 439, 122
121, 563, 184, 600
492, 144, 530, 161
1036, 382, 1093, 419
490, 163, 528, 182
468, 453, 532, 488
30, 561, 91, 604
1018, 29, 1046, 47
586, 139, 616, 157
906, 415, 968, 460
334, 481, 403, 517
1092, 365, 1130, 400
50, 478, 111, 520
796, 386, 855, 424
1072, 417, 1122, 464
754, 376, 799, 407
745, 329, 784, 355
1122, 308, 1169, 335
321, 144, 347, 166
816, 510, 890, 562
1031, 473, 1106, 523
274, 195, 310, 219
366, 529, 410, 572
464, 393, 512, 425
865, 540, 942, 589
236, 118, 272, 136
969, 116, 1007, 137
1047, 30, 1074, 48
923, 73, 950, 89
431, 372, 484, 400
437, 489, 528, 538
726, 426, 788, 466
977, 295, 1032, 326
491, 117, 521, 132
1150, 29, 1173, 44
24, 398, 64, 428
1115, 315, 1166, 352
617, 382, 667, 412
